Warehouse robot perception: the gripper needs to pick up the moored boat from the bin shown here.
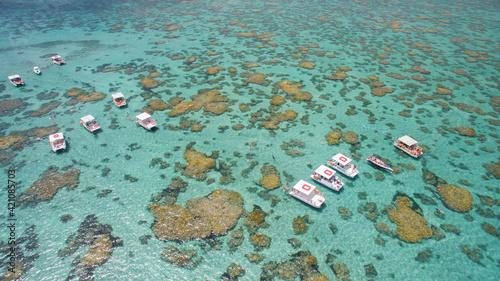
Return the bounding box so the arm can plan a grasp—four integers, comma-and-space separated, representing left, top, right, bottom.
49, 132, 66, 152
289, 180, 325, 208
393, 135, 423, 158
51, 55, 65, 65
80, 115, 101, 132
327, 153, 359, 178
33, 67, 41, 75
366, 155, 393, 172
111, 92, 126, 107
136, 112, 157, 130
310, 165, 344, 191
8, 74, 24, 86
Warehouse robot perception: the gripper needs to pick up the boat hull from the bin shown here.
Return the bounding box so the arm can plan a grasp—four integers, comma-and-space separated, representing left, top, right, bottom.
310, 175, 343, 191
289, 192, 323, 208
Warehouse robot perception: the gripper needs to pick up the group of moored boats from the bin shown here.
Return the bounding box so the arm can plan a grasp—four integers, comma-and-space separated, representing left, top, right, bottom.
289, 135, 423, 208
8, 55, 65, 86
8, 54, 161, 152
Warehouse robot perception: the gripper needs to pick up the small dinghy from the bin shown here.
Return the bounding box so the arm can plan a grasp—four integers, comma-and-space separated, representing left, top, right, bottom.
33, 67, 41, 75
366, 155, 393, 172
8, 74, 24, 86
51, 55, 65, 65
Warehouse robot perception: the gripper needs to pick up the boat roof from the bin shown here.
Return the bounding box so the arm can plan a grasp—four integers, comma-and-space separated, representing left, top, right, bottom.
314, 165, 337, 178
80, 115, 95, 123
8, 74, 20, 79
292, 179, 316, 196
51, 55, 61, 59
136, 112, 151, 120
332, 153, 352, 164
49, 132, 64, 142
111, 92, 124, 99
398, 135, 418, 146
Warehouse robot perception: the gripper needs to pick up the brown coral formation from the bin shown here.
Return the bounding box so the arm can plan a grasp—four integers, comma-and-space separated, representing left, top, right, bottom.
139, 77, 164, 89
0, 98, 28, 117
325, 129, 342, 145
206, 66, 225, 75
77, 92, 106, 103
270, 95, 286, 106
147, 99, 171, 111
261, 110, 298, 130
436, 87, 452, 95
78, 235, 113, 267
182, 147, 216, 181
259, 165, 281, 190
342, 131, 359, 145
277, 81, 312, 101
325, 70, 349, 80
388, 197, 433, 243
454, 126, 476, 137
436, 184, 473, 213
149, 189, 244, 242
299, 61, 315, 69
21, 167, 80, 204
168, 90, 229, 117
0, 135, 26, 150
242, 73, 267, 86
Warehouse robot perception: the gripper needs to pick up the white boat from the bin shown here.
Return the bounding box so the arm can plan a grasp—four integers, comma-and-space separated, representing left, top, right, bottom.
289, 179, 325, 208
310, 165, 344, 191
327, 153, 359, 178
136, 112, 157, 130
80, 115, 101, 132
393, 135, 423, 158
49, 132, 66, 152
51, 55, 65, 65
8, 74, 24, 86
33, 67, 41, 75
366, 155, 393, 172
111, 92, 127, 107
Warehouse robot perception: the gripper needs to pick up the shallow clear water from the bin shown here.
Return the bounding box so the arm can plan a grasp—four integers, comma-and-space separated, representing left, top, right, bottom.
0, 0, 499, 280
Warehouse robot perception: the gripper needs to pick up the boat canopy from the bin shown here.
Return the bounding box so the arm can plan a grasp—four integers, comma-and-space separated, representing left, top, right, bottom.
332, 153, 352, 165
80, 115, 96, 123
51, 55, 61, 59
136, 112, 151, 121
398, 135, 418, 146
314, 165, 336, 178
49, 132, 64, 142
8, 74, 20, 80
292, 180, 316, 196
112, 92, 124, 99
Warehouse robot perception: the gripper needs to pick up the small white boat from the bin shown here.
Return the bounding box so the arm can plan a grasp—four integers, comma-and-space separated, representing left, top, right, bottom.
310, 165, 344, 191
289, 180, 325, 208
8, 74, 24, 86
111, 92, 127, 107
49, 132, 66, 152
366, 155, 393, 172
327, 153, 359, 178
136, 112, 157, 130
393, 135, 423, 158
80, 115, 101, 132
33, 67, 41, 75
51, 55, 65, 65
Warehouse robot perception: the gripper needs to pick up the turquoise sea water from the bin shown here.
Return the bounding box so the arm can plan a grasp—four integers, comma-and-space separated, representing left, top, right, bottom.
0, 0, 499, 280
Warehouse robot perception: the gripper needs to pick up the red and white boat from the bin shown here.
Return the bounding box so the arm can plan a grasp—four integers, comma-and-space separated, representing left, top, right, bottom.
393, 135, 423, 158
311, 165, 344, 191
49, 132, 66, 152
8, 74, 24, 86
51, 55, 65, 65
136, 112, 157, 130
80, 115, 100, 132
111, 92, 126, 107
289, 180, 325, 208
327, 153, 359, 178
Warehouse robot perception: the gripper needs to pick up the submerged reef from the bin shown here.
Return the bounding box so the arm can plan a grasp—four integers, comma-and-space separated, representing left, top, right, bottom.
168, 89, 229, 117
388, 196, 432, 243
181, 146, 216, 181
60, 215, 122, 280
259, 165, 281, 190
260, 250, 328, 281
436, 184, 473, 213
149, 189, 243, 242
161, 245, 200, 269
21, 167, 80, 205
